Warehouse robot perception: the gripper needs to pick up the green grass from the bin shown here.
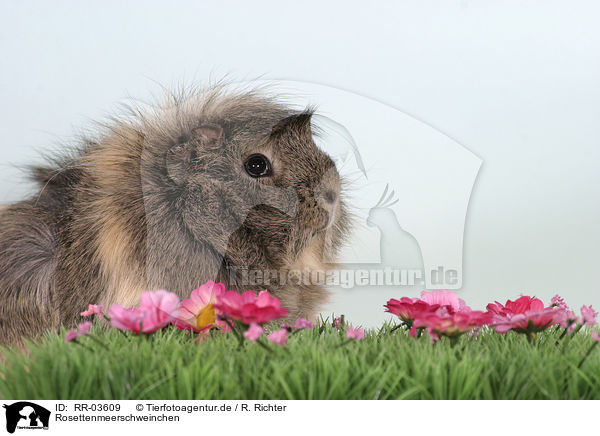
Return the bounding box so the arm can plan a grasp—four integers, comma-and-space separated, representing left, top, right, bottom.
1, 321, 599, 400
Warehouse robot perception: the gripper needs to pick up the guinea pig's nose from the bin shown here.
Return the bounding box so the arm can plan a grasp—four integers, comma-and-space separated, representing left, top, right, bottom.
318, 190, 338, 211
323, 189, 337, 204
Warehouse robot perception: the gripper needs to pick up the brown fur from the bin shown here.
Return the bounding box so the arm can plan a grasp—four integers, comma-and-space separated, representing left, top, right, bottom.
0, 86, 350, 345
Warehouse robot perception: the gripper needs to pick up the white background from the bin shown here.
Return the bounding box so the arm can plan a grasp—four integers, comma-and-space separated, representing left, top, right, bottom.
1, 1, 599, 327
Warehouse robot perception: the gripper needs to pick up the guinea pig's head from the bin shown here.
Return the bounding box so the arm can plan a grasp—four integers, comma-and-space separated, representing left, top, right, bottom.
235, 111, 351, 271
142, 93, 350, 278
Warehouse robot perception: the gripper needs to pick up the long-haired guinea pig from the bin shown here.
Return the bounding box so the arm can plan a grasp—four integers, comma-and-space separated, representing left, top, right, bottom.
0, 86, 351, 345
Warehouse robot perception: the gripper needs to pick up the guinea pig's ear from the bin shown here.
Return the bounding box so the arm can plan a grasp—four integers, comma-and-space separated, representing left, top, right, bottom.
270, 111, 314, 139
192, 124, 223, 149
166, 124, 223, 184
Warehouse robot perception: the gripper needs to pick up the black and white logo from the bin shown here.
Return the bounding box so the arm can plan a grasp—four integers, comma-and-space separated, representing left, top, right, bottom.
2, 402, 50, 434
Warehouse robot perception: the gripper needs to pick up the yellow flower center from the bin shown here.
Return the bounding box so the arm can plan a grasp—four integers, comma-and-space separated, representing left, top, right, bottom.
196, 304, 216, 329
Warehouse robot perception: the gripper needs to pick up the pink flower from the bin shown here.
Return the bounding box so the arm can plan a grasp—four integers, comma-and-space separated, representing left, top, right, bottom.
281, 317, 314, 330
333, 317, 341, 329
292, 318, 314, 330
486, 295, 545, 317
243, 323, 263, 343
487, 296, 562, 335
492, 307, 558, 334
80, 304, 104, 317
267, 329, 288, 346
414, 309, 491, 343
64, 321, 92, 342
64, 330, 78, 343
386, 291, 469, 331
295, 318, 314, 329
174, 281, 226, 333
554, 309, 577, 329
346, 326, 365, 340
138, 290, 180, 332
107, 305, 146, 333
77, 321, 92, 336
108, 290, 179, 334
580, 305, 597, 326
420, 290, 469, 312
551, 294, 568, 310
385, 297, 439, 324
592, 331, 600, 342
213, 290, 287, 325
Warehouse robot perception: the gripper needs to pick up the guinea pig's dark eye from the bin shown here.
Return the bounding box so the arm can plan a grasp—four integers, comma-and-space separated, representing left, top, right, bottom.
244, 153, 272, 178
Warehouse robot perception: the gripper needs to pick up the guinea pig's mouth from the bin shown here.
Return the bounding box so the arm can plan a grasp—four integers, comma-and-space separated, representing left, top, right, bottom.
319, 211, 336, 232
319, 197, 340, 232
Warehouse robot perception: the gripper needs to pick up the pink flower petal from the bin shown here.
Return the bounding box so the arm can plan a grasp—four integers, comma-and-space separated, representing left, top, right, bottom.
414, 310, 491, 340
385, 297, 440, 324
183, 281, 224, 314
138, 290, 180, 333
551, 295, 568, 310
267, 329, 288, 346
580, 305, 597, 326
213, 289, 287, 325
64, 330, 78, 343
108, 304, 145, 334
420, 290, 469, 312
346, 326, 365, 340
174, 282, 227, 332
80, 304, 104, 317
243, 323, 263, 343
294, 318, 314, 329
77, 321, 92, 336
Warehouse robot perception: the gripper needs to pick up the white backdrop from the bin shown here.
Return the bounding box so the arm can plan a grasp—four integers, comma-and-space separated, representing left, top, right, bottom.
1, 0, 599, 327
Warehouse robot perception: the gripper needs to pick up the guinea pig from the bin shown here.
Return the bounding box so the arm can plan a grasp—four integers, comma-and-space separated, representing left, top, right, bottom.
0, 86, 351, 345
